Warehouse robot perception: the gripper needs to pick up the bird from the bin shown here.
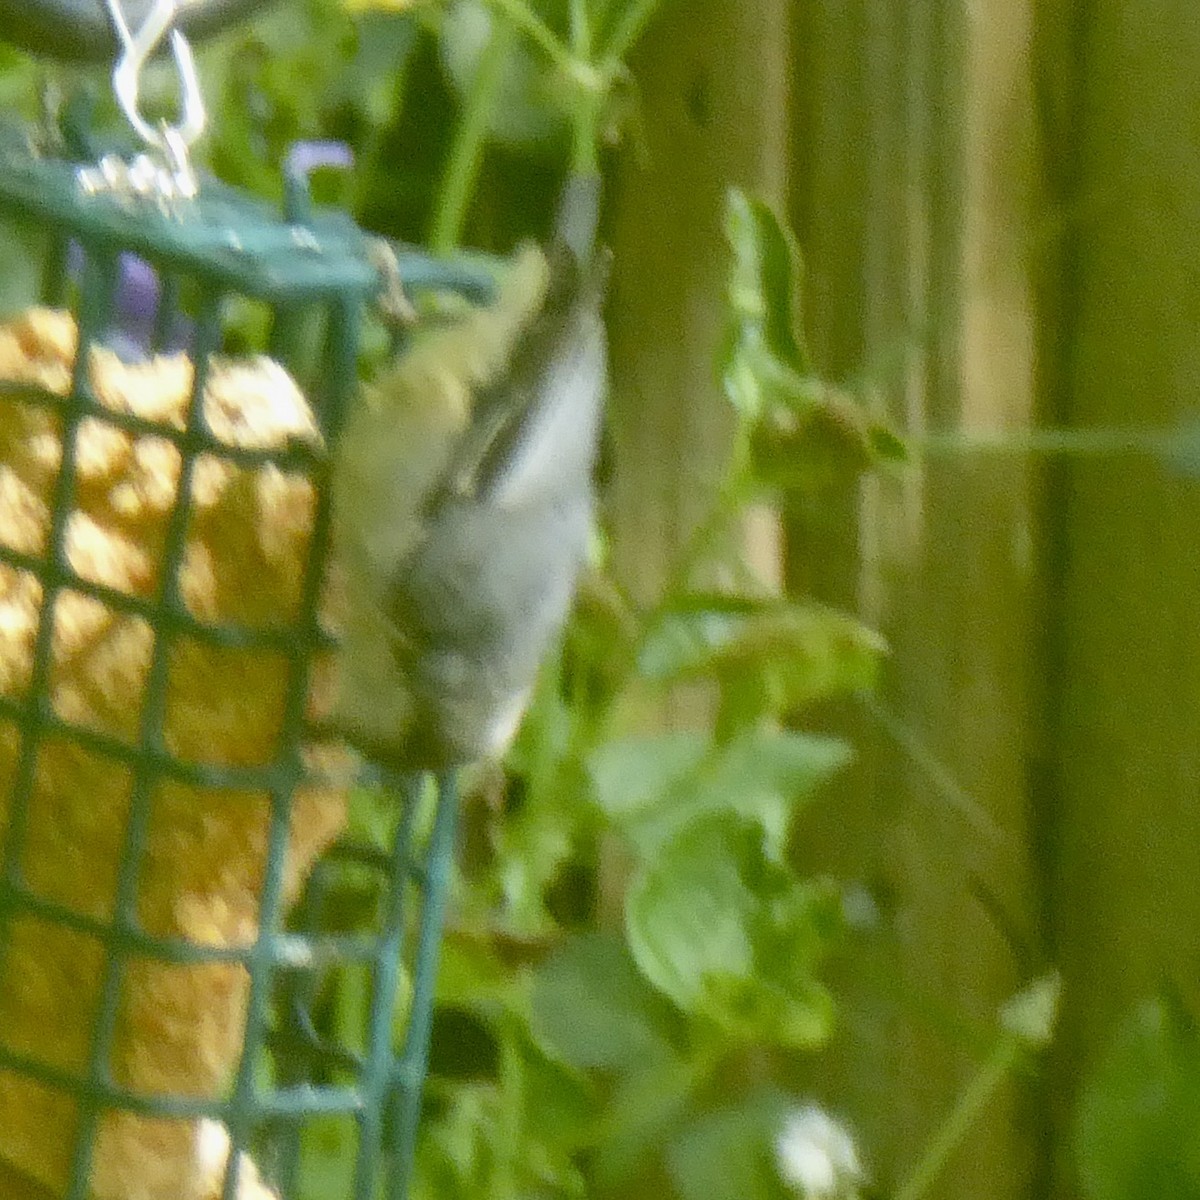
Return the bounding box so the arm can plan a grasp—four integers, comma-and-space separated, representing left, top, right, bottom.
330, 178, 608, 773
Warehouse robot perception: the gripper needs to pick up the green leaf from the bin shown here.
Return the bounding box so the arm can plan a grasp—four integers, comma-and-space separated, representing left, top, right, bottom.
637, 593, 760, 681
496, 804, 579, 935
590, 727, 850, 860
721, 190, 907, 484
521, 1042, 597, 1149
414, 1081, 494, 1199
700, 971, 834, 1050
625, 815, 837, 1046
724, 187, 808, 377
434, 934, 524, 1015
1076, 996, 1200, 1200
697, 729, 852, 860
297, 1115, 358, 1200
592, 1051, 703, 1188
746, 377, 908, 495
562, 569, 640, 705
413, 1039, 592, 1200
589, 732, 709, 821
667, 1089, 792, 1200
638, 593, 886, 715
530, 932, 675, 1070
626, 817, 757, 1012
498, 722, 596, 936
509, 659, 576, 787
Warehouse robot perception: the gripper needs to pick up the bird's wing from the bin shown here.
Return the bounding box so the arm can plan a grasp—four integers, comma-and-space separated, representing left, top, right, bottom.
440, 244, 609, 510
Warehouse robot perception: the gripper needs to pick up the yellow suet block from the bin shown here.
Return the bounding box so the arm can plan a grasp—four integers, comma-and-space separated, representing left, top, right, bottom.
0, 310, 351, 1200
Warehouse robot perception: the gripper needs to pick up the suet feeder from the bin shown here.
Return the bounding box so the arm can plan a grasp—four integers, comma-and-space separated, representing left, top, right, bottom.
0, 3, 489, 1198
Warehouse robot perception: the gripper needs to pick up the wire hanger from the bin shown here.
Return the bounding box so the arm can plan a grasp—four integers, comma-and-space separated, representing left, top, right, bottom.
105, 0, 206, 156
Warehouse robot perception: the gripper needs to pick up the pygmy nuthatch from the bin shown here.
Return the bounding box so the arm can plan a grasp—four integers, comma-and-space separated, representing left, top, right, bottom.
331, 180, 608, 771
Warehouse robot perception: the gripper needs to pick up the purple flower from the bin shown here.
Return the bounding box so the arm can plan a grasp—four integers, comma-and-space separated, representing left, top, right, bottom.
67, 241, 192, 360
285, 140, 355, 180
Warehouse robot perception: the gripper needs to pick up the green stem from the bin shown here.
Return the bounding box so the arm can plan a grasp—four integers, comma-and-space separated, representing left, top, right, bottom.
568, 0, 600, 173
569, 0, 590, 54
480, 0, 578, 77
894, 1035, 1021, 1200
856, 693, 1008, 846
491, 1034, 525, 1200
570, 94, 602, 173
602, 0, 664, 62
428, 16, 518, 253
917, 427, 1167, 458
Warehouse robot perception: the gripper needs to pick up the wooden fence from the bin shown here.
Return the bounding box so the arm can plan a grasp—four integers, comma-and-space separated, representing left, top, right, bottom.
607, 1, 1200, 1196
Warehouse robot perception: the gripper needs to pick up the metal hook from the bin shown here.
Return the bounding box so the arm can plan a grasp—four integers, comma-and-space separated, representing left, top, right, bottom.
105, 0, 206, 153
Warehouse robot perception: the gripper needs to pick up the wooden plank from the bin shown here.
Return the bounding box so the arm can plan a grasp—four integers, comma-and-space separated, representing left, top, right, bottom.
788, 1, 1042, 1195
598, 0, 791, 917
605, 0, 791, 673
1041, 0, 1200, 1191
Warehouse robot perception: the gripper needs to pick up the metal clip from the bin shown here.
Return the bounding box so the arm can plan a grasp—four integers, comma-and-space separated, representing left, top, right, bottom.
100, 0, 206, 196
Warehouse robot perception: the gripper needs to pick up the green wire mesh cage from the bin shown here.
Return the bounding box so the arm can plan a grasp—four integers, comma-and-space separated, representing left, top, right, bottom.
0, 106, 485, 1200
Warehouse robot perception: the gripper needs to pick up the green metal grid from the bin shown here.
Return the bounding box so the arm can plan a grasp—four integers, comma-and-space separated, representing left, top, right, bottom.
0, 121, 481, 1200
